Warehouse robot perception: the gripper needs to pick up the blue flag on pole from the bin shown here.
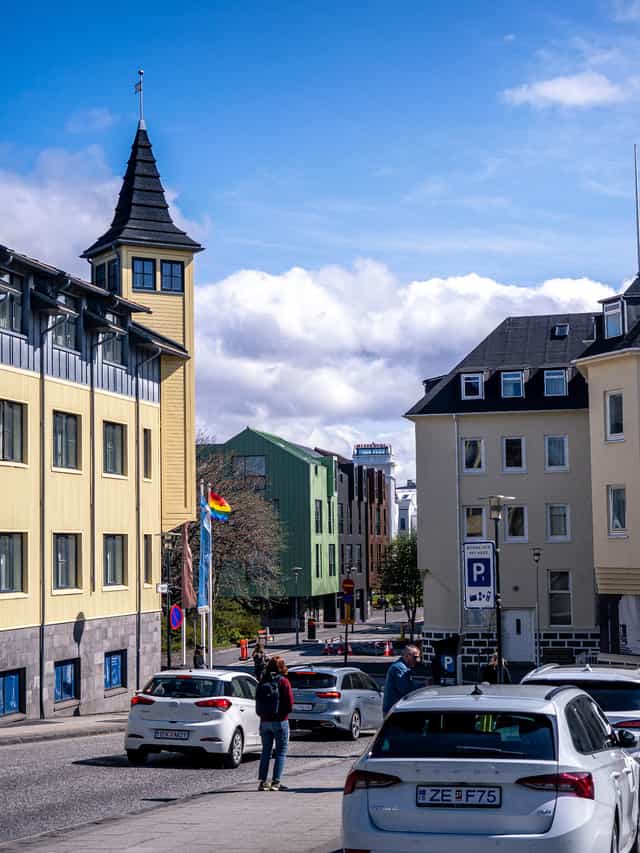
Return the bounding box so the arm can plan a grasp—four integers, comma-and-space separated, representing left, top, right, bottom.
197, 496, 211, 611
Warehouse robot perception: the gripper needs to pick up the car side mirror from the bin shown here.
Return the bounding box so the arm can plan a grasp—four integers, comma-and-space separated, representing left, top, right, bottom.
617, 729, 639, 749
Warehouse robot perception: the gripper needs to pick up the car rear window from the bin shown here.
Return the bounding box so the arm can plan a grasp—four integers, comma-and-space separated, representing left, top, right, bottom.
288, 672, 337, 689
371, 711, 556, 760
526, 679, 640, 712
142, 676, 223, 699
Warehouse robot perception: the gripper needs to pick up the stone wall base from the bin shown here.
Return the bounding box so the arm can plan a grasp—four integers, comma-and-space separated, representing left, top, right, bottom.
0, 612, 161, 722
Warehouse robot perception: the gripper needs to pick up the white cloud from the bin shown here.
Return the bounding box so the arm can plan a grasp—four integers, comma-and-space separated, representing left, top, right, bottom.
195, 264, 616, 480
66, 108, 118, 134
502, 71, 625, 107
0, 145, 209, 275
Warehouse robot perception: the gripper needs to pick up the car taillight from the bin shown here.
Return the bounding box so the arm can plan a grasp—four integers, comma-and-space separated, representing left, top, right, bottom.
131, 695, 154, 706
194, 698, 232, 711
614, 720, 640, 729
316, 691, 341, 699
516, 772, 594, 800
344, 769, 402, 795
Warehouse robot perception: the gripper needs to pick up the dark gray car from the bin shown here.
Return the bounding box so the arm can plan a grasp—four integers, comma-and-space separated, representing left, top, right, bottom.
287, 666, 383, 739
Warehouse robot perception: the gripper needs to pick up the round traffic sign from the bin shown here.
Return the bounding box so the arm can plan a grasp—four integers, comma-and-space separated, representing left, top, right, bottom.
342, 577, 355, 593
169, 604, 183, 631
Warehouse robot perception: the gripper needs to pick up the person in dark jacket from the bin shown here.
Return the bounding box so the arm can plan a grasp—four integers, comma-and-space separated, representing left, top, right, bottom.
481, 653, 511, 684
193, 645, 206, 669
257, 656, 294, 791
383, 645, 420, 714
252, 641, 267, 681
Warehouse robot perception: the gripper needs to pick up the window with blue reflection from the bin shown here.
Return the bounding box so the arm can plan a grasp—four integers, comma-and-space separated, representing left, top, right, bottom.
104, 651, 126, 689
0, 670, 21, 715
54, 659, 79, 703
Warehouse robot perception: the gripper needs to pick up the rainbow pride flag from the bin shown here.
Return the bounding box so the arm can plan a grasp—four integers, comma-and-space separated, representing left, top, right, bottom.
208, 489, 231, 522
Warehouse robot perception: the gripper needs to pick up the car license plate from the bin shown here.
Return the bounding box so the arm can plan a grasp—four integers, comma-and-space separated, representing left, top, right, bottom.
416, 785, 501, 808
154, 729, 189, 740
293, 703, 313, 712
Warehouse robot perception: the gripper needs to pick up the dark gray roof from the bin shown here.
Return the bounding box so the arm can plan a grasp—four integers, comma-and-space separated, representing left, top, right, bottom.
407, 313, 595, 417
82, 121, 203, 258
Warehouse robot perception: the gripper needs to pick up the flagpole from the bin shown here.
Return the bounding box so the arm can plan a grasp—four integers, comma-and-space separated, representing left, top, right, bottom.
207, 481, 214, 668
182, 610, 186, 666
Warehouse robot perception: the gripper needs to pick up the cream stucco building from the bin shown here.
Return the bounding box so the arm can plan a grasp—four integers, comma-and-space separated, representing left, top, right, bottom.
407, 313, 601, 673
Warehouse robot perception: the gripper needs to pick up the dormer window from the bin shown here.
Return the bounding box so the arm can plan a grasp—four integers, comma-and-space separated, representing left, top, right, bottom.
0, 272, 23, 334
132, 258, 156, 291
501, 370, 524, 398
94, 263, 106, 289
461, 373, 484, 400
552, 323, 569, 339
544, 369, 567, 397
604, 300, 624, 339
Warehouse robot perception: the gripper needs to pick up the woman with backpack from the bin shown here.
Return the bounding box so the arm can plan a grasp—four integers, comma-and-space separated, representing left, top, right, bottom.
255, 655, 294, 791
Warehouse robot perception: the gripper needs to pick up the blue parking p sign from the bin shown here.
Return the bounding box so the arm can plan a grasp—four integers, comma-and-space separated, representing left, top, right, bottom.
463, 542, 495, 609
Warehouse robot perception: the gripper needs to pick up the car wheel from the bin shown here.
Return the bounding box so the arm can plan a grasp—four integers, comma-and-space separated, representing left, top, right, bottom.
223, 728, 244, 769
126, 748, 148, 765
347, 710, 361, 741
611, 818, 619, 853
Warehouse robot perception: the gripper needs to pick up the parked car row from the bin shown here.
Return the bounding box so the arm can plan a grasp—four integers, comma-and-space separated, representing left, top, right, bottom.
125, 665, 383, 766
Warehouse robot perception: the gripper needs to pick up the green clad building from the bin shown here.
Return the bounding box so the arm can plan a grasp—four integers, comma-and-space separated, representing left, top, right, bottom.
205, 428, 340, 627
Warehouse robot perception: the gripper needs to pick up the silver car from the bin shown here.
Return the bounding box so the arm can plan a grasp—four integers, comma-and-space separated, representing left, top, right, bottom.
287, 666, 383, 739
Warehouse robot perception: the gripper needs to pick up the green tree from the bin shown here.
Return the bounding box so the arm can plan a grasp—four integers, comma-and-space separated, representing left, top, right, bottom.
380, 532, 422, 641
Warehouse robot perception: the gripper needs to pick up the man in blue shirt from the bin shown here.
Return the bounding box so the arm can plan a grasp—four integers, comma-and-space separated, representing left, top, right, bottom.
383, 645, 420, 714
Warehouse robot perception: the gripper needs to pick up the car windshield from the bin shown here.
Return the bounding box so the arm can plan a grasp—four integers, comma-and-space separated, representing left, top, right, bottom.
142, 676, 223, 699
371, 711, 556, 760
288, 672, 337, 689
527, 679, 640, 712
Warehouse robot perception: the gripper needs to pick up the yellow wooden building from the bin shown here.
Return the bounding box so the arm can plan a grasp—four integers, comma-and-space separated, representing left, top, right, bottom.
0, 119, 200, 720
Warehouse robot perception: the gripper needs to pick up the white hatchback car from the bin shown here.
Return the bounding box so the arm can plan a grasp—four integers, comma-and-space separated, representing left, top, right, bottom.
342, 684, 640, 853
125, 669, 261, 767
523, 664, 640, 752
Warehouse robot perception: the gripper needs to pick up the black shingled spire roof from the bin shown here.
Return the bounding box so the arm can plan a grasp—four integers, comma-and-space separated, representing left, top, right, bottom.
82, 121, 203, 258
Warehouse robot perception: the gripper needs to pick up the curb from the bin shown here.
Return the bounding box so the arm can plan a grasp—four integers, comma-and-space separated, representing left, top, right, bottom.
0, 723, 126, 747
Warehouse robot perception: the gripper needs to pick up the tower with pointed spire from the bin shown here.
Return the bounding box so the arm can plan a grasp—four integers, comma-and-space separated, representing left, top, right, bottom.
83, 119, 203, 530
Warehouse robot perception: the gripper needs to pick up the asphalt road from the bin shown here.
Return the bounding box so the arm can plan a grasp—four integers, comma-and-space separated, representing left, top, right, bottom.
1, 730, 368, 845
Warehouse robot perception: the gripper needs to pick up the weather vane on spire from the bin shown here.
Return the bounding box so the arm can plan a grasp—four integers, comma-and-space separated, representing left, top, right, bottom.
134, 69, 144, 126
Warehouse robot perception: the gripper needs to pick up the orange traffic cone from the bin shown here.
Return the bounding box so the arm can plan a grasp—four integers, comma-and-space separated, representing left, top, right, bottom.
383, 640, 393, 657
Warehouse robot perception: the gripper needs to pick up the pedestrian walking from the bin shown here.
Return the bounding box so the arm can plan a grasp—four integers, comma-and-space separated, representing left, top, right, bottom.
481, 652, 511, 684
255, 655, 294, 791
383, 644, 420, 714
252, 641, 267, 681
193, 644, 206, 669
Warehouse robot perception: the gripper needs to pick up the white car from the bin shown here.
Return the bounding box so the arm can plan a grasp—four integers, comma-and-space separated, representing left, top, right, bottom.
125, 669, 261, 767
342, 684, 640, 852
523, 664, 640, 751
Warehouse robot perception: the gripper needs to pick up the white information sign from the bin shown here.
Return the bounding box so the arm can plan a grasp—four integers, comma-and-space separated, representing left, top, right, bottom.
463, 542, 495, 609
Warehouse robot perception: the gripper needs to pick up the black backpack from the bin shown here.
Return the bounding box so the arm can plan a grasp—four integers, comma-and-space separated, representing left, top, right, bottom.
255, 675, 280, 718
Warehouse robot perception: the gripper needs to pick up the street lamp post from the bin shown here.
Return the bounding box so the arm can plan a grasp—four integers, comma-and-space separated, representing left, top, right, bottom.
292, 566, 302, 648
487, 495, 515, 685
532, 548, 542, 667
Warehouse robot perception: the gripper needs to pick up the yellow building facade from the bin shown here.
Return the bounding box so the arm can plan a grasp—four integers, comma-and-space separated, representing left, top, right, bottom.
0, 119, 200, 720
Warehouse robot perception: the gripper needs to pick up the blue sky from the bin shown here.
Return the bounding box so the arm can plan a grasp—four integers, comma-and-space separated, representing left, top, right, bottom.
2, 0, 640, 474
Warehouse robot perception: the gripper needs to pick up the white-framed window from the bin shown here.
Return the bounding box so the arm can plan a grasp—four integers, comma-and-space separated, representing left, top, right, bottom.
53, 533, 80, 590
502, 436, 526, 473
461, 373, 484, 400
544, 369, 567, 397
501, 371, 524, 398
548, 571, 572, 626
505, 505, 528, 542
104, 534, 126, 586
605, 391, 624, 441
546, 504, 571, 542
462, 438, 485, 473
604, 300, 624, 339
608, 486, 627, 536
545, 435, 569, 471
464, 506, 485, 540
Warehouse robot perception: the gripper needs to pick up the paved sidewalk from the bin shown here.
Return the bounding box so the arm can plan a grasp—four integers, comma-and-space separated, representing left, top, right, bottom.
0, 712, 128, 747
0, 756, 348, 852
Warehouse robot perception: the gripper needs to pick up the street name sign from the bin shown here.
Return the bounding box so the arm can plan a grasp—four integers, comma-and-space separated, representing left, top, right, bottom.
463, 541, 495, 609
